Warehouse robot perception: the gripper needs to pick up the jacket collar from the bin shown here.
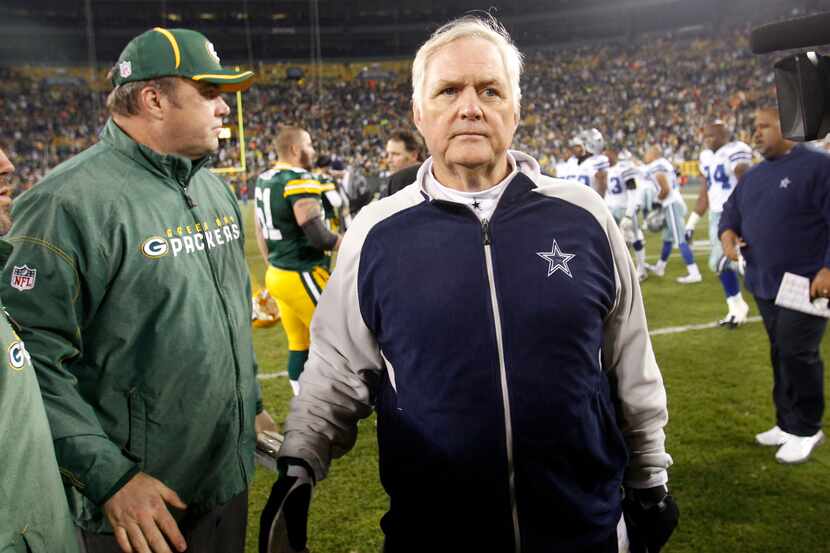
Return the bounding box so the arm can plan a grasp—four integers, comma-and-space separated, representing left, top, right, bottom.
417, 150, 541, 202
0, 239, 11, 269
100, 118, 212, 185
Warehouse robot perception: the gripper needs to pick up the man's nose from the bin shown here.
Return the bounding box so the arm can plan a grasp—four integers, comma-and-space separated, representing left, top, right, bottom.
216, 96, 231, 117
458, 87, 483, 120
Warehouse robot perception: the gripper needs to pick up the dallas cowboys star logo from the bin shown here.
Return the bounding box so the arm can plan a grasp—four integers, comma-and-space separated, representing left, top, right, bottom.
780, 177, 790, 189
536, 239, 576, 278
472, 199, 482, 210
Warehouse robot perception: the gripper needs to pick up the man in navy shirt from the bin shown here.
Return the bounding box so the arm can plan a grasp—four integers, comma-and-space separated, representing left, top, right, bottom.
720, 106, 830, 464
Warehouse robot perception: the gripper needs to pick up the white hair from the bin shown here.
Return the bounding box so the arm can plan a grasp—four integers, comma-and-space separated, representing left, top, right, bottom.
411, 14, 524, 113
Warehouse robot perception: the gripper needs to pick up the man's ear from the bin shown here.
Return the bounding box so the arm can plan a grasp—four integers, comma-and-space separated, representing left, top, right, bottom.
139, 85, 165, 120
413, 103, 422, 134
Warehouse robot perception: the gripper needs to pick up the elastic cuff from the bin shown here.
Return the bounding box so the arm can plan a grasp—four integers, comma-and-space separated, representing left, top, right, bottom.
97, 464, 141, 506
624, 469, 668, 490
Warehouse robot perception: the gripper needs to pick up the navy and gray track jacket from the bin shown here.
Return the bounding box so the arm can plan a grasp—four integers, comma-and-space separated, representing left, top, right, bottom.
280, 151, 672, 553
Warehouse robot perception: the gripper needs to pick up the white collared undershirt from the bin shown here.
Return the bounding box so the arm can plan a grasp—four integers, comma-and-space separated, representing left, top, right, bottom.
425, 154, 518, 222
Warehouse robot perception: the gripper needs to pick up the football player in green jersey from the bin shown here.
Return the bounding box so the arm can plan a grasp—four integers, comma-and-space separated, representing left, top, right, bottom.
254, 127, 342, 395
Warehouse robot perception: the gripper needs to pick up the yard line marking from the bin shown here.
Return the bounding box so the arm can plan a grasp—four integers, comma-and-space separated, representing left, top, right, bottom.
649, 316, 762, 336
258, 371, 288, 380
256, 317, 763, 380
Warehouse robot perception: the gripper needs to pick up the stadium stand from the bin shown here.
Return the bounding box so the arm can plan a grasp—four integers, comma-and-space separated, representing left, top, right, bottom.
1, 25, 774, 192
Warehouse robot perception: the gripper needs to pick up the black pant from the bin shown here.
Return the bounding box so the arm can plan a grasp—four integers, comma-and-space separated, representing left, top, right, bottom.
755, 297, 827, 436
76, 489, 248, 553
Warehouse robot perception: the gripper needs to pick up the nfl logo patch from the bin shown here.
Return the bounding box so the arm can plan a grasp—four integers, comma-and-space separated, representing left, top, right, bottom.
119, 61, 132, 79
11, 265, 36, 291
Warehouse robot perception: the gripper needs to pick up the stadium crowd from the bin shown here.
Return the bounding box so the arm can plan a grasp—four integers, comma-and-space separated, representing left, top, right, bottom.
2, 25, 774, 192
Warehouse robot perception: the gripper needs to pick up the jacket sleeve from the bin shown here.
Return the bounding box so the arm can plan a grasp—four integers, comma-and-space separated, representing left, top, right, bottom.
278, 204, 388, 481
600, 206, 672, 489
0, 192, 139, 505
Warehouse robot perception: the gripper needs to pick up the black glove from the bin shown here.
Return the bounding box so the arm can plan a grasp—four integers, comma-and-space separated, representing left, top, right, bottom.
259, 457, 315, 553
684, 227, 694, 244
623, 485, 679, 553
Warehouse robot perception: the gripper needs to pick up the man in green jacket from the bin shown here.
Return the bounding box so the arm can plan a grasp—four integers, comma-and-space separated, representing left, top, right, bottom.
0, 28, 262, 553
0, 148, 80, 553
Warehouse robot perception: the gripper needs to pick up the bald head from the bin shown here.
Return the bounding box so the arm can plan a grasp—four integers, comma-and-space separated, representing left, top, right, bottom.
703, 122, 729, 151
276, 126, 315, 170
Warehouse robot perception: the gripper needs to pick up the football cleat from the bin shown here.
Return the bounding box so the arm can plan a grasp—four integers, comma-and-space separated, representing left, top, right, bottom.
676, 273, 702, 284
637, 266, 648, 282
645, 263, 665, 277
720, 297, 750, 328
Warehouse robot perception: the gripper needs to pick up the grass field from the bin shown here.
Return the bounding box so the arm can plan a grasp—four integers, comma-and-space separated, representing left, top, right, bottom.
239, 193, 830, 553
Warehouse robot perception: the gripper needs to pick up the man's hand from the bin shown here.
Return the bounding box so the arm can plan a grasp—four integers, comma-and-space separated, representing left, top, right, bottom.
719, 229, 745, 262
809, 267, 830, 300
623, 485, 679, 553
256, 409, 279, 434
103, 472, 187, 553
619, 216, 636, 243
684, 212, 700, 245
259, 458, 314, 553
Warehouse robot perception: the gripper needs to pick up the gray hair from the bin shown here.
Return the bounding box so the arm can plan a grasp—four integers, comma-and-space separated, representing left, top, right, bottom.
411, 14, 524, 112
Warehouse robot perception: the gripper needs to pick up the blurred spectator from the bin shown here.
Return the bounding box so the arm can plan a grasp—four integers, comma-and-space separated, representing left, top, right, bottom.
3, 25, 777, 190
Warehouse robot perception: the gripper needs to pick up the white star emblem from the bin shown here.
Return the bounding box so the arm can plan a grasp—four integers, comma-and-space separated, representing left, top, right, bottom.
780, 177, 790, 188
536, 239, 576, 278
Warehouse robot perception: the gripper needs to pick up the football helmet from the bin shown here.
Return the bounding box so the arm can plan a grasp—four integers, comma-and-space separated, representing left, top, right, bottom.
581, 128, 605, 155
252, 289, 281, 328
645, 209, 666, 233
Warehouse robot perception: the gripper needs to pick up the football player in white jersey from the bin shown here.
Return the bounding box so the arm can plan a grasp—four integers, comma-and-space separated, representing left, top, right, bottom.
576, 128, 609, 196
606, 149, 648, 280
555, 137, 583, 180
686, 121, 753, 327
642, 146, 703, 283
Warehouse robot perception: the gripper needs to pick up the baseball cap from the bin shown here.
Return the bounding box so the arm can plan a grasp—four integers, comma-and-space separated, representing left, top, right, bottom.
111, 27, 255, 92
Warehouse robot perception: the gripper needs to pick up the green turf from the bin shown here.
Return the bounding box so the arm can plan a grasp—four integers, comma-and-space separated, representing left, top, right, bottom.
240, 195, 830, 552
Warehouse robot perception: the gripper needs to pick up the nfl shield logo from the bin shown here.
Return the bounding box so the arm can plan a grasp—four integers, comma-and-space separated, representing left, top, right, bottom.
11, 265, 36, 291
119, 61, 132, 79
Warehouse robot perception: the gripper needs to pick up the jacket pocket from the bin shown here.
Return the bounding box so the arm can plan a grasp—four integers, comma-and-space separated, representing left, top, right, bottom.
125, 388, 147, 468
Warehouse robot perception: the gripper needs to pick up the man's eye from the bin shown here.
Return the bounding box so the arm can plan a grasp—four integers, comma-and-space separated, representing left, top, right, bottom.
483, 88, 500, 97
440, 87, 457, 96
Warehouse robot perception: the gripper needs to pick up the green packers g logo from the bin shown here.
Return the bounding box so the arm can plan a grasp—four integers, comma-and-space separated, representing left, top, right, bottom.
140, 236, 170, 259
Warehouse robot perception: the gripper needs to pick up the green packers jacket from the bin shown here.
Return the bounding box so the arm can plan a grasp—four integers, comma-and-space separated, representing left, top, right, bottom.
0, 239, 79, 553
0, 119, 260, 533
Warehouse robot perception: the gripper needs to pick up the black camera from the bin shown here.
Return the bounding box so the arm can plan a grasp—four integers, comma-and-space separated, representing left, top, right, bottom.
751, 11, 830, 141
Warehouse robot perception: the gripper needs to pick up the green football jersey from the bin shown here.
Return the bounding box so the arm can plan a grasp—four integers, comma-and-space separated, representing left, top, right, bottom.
255, 163, 333, 272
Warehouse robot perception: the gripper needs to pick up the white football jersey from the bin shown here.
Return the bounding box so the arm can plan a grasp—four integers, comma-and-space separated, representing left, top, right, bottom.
606, 161, 643, 210
555, 156, 581, 181
699, 141, 753, 212
645, 158, 682, 206
577, 154, 610, 191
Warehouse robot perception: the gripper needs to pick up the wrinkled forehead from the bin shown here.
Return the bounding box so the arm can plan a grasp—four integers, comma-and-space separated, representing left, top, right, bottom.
424, 37, 510, 89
